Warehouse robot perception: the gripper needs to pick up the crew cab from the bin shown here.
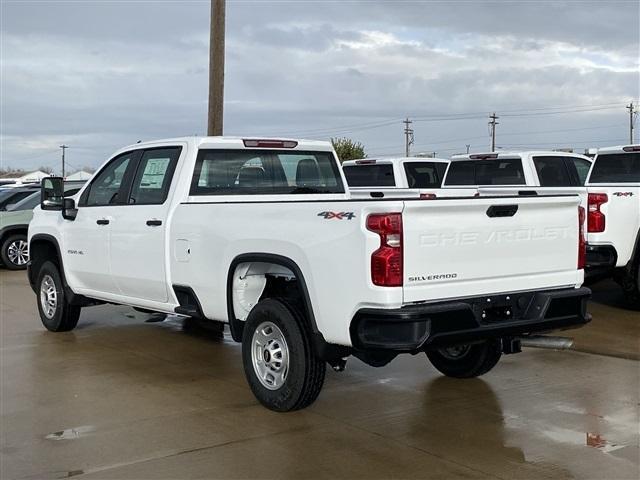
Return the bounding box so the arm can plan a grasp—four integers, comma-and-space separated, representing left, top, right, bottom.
28, 137, 590, 411
584, 145, 640, 307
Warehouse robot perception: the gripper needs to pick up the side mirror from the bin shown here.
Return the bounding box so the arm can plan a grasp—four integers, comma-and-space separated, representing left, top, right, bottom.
41, 177, 64, 210
62, 198, 77, 221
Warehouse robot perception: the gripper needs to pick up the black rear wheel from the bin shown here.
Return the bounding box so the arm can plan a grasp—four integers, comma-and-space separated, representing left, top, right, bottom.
426, 339, 502, 378
36, 261, 81, 332
242, 298, 325, 411
620, 263, 640, 310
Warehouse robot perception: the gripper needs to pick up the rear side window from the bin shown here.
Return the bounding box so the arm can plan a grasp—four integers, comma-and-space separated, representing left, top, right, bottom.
445, 159, 525, 185
191, 150, 344, 195
129, 147, 181, 205
533, 156, 573, 187
343, 164, 395, 187
0, 190, 33, 210
403, 162, 447, 188
589, 153, 640, 183
571, 158, 592, 185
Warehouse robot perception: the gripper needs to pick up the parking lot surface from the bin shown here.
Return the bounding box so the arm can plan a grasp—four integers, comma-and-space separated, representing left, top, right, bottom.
1, 270, 638, 479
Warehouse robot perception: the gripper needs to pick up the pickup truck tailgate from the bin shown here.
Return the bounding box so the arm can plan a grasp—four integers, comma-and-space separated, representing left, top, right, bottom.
402, 195, 582, 303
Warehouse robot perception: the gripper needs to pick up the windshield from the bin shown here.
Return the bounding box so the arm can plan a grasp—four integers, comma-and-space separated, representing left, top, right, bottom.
190, 150, 344, 195
589, 153, 640, 183
7, 192, 40, 211
403, 162, 448, 188
343, 164, 395, 187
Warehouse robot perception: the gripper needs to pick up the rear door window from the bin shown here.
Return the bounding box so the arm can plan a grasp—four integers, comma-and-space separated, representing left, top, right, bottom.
129, 147, 181, 205
445, 159, 525, 185
589, 153, 640, 183
343, 164, 395, 187
533, 156, 574, 186
403, 162, 447, 188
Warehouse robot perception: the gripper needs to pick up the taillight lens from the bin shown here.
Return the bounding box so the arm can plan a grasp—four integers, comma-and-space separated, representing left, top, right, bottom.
367, 213, 403, 286
578, 206, 586, 269
587, 193, 608, 233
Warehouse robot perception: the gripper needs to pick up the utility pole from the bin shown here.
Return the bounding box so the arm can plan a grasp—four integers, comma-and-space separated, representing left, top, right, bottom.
627, 102, 635, 144
59, 145, 68, 178
489, 112, 499, 152
208, 0, 226, 136
403, 118, 414, 157
466, 144, 470, 154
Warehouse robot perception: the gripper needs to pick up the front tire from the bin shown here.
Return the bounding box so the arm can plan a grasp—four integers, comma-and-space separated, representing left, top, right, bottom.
242, 298, 326, 411
426, 339, 502, 378
36, 261, 81, 332
1, 234, 29, 270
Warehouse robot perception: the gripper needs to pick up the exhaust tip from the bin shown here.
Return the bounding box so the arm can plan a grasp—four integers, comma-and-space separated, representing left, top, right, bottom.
519, 335, 574, 350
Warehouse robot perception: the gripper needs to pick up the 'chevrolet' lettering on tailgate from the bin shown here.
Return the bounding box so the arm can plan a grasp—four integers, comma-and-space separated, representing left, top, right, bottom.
419, 226, 570, 247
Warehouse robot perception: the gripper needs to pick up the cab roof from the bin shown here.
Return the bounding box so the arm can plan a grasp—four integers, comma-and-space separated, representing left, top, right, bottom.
450, 150, 592, 161
595, 144, 640, 154
342, 156, 450, 166
121, 136, 334, 153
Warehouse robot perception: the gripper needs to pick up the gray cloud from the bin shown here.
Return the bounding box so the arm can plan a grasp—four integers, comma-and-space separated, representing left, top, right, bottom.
1, 0, 639, 171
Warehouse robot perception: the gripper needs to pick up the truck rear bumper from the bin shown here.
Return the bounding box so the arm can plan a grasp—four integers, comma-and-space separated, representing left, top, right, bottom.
350, 287, 591, 351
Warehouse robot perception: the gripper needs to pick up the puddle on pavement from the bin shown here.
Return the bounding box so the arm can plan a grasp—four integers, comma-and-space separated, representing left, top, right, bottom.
45, 426, 95, 441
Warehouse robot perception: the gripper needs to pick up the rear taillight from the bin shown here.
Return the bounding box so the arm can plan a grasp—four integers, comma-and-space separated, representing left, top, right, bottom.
367, 213, 403, 286
578, 206, 586, 269
587, 193, 608, 233
420, 193, 436, 200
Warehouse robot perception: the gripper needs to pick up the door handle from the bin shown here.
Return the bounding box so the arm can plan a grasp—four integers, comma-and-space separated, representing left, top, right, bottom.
96, 219, 110, 225
146, 219, 162, 227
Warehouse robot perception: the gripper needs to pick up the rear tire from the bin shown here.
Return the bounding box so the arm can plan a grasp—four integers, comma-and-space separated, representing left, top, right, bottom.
1, 234, 29, 270
36, 261, 81, 332
426, 339, 502, 378
619, 263, 640, 310
242, 298, 325, 411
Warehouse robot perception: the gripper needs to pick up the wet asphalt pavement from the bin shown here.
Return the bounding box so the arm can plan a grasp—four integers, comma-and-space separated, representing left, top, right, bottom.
1, 270, 638, 479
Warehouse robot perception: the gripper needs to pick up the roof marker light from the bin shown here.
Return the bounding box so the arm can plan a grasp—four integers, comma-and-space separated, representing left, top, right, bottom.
469, 153, 499, 160
243, 139, 298, 148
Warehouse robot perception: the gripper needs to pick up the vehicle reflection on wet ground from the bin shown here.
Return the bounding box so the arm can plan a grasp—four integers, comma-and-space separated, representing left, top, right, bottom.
1, 271, 638, 479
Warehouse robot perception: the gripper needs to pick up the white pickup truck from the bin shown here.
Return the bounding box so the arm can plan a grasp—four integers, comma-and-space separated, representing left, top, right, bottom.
342, 157, 477, 199
584, 145, 640, 307
28, 137, 590, 411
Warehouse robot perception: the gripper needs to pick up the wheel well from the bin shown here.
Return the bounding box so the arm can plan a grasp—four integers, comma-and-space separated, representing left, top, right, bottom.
0, 227, 28, 246
29, 238, 60, 285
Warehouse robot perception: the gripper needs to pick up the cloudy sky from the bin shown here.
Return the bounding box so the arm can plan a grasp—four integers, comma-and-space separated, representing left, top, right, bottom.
1, 0, 639, 173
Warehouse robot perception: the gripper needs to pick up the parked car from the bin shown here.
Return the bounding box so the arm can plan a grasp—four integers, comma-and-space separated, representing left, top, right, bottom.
0, 182, 84, 270
0, 185, 40, 211
28, 137, 590, 411
584, 144, 640, 307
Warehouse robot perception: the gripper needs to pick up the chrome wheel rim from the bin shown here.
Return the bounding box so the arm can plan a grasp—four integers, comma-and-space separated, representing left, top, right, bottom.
7, 240, 28, 266
439, 344, 471, 360
40, 275, 58, 319
251, 321, 289, 390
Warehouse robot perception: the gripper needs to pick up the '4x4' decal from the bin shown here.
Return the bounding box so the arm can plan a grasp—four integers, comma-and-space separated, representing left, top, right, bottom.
318, 211, 356, 220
